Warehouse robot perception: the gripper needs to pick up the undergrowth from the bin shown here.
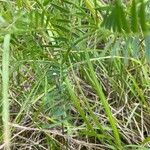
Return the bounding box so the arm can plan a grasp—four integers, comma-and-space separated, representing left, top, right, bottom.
0, 0, 150, 150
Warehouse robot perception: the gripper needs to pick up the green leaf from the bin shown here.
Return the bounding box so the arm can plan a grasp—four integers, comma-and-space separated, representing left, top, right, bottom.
145, 35, 150, 63
131, 0, 138, 33
16, 0, 22, 8
139, 0, 147, 32
51, 3, 70, 13
85, 51, 122, 149
142, 136, 150, 145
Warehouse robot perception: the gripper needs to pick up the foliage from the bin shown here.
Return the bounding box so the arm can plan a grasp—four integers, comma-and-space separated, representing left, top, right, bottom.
0, 0, 150, 149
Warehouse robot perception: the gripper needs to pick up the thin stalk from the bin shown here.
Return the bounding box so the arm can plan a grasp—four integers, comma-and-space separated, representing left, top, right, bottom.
2, 34, 11, 150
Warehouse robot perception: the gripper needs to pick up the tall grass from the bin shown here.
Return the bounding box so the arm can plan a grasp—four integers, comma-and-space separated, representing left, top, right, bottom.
2, 34, 11, 150
0, 0, 150, 149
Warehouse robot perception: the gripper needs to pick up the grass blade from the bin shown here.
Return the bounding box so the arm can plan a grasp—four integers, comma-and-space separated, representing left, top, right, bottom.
131, 0, 138, 33
2, 34, 11, 150
85, 52, 122, 149
65, 78, 107, 141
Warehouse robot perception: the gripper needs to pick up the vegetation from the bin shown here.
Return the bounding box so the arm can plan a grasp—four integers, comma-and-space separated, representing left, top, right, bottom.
0, 0, 150, 149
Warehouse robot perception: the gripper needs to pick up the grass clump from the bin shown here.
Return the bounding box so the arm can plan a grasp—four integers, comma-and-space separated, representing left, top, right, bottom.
0, 0, 150, 150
